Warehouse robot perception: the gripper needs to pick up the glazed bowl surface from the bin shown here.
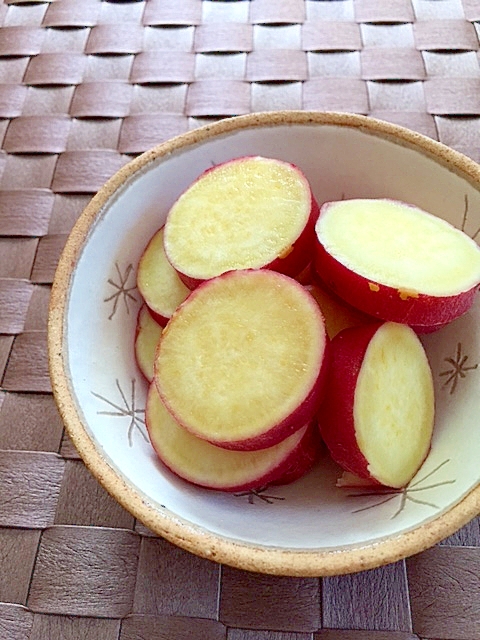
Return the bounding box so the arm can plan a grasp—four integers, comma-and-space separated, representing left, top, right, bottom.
49, 111, 480, 576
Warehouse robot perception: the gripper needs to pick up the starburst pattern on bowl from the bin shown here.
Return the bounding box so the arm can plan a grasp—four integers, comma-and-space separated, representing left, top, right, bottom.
440, 342, 478, 395
92, 378, 147, 446
104, 262, 138, 320
346, 459, 455, 519
234, 486, 285, 505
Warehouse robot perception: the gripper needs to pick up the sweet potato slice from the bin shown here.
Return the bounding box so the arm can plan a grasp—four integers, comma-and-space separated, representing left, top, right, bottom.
146, 383, 320, 491
164, 156, 319, 288
319, 321, 435, 488
314, 198, 480, 327
155, 269, 328, 451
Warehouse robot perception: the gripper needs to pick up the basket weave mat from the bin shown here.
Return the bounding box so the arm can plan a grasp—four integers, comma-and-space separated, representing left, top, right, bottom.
0, 1, 479, 638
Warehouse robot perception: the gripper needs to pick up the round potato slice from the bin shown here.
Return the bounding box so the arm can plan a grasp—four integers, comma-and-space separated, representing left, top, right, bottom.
155, 269, 328, 450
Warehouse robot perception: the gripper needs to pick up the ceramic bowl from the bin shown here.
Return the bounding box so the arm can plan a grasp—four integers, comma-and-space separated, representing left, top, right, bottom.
48, 111, 480, 576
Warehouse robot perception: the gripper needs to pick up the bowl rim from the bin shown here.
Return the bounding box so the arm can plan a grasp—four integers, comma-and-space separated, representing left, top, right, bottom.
48, 110, 480, 576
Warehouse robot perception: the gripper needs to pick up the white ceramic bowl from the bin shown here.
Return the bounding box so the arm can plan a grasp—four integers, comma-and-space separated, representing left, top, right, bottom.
49, 111, 480, 576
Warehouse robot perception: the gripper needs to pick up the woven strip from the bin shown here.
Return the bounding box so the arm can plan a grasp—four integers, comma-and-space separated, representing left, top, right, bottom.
354, 0, 415, 24
0, 2, 478, 639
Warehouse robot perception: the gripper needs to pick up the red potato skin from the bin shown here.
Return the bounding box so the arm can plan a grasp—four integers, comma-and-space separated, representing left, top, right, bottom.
155, 269, 330, 451
165, 157, 320, 290
269, 420, 323, 487
145, 388, 322, 492
318, 322, 384, 485
174, 274, 200, 291
265, 195, 319, 282
146, 305, 172, 328
314, 238, 479, 328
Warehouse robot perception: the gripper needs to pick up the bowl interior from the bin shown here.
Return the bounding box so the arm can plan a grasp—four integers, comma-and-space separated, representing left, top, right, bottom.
52, 113, 480, 574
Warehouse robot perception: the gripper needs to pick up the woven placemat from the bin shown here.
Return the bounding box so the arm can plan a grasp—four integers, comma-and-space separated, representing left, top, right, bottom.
0, 1, 479, 639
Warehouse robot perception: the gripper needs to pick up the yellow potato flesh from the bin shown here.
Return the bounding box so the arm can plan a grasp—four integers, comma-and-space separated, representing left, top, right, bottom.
354, 322, 435, 488
147, 384, 307, 489
156, 271, 324, 442
137, 227, 190, 315
135, 307, 162, 381
317, 199, 480, 296
165, 157, 310, 279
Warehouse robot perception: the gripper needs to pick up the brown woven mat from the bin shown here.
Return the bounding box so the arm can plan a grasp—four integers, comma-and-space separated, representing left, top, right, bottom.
0, 1, 479, 638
